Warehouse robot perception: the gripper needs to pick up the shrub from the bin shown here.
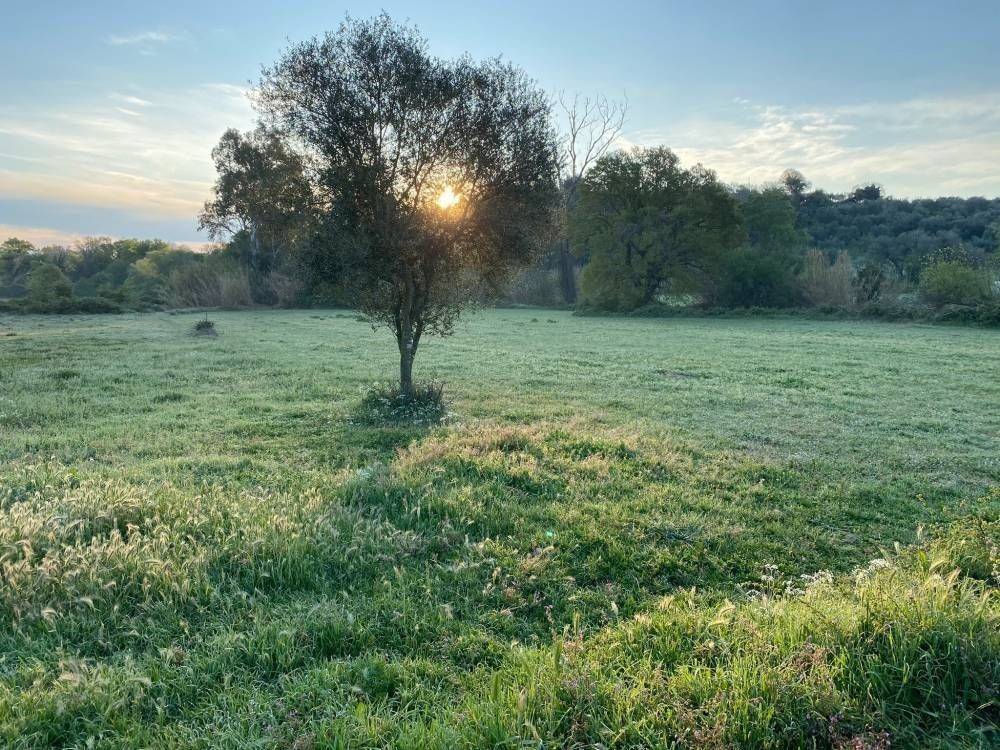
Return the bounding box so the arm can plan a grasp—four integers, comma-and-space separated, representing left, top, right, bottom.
715, 250, 801, 308
219, 268, 253, 307
168, 263, 253, 308
801, 249, 854, 308
0, 296, 124, 314
122, 269, 171, 309
854, 263, 885, 304
919, 261, 991, 307
504, 267, 563, 307
975, 299, 1000, 326
192, 318, 217, 336
265, 270, 303, 308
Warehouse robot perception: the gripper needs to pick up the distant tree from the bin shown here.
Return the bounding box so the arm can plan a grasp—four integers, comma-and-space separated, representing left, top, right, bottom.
1, 237, 34, 254
253, 14, 560, 395
714, 250, 802, 308
200, 127, 314, 279
37, 245, 76, 275
27, 263, 72, 305
713, 186, 807, 309
795, 192, 1000, 274
0, 239, 36, 297
552, 93, 628, 303
572, 147, 742, 310
780, 169, 810, 204
848, 184, 883, 203
741, 187, 807, 258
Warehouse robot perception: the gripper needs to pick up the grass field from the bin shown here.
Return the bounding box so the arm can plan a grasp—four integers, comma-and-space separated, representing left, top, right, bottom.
1, 309, 997, 748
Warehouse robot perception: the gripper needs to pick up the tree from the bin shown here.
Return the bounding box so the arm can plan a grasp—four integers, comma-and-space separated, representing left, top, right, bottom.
253, 15, 560, 395
848, 184, 882, 203
200, 127, 314, 279
713, 186, 807, 309
0, 239, 36, 297
27, 263, 72, 305
742, 186, 806, 258
552, 93, 627, 303
572, 147, 742, 310
1, 237, 34, 255
780, 169, 810, 204
919, 261, 991, 307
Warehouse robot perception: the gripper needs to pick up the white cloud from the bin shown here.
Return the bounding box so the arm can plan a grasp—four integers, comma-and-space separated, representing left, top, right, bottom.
624, 92, 1000, 198
107, 30, 177, 46
111, 93, 153, 107
0, 83, 254, 218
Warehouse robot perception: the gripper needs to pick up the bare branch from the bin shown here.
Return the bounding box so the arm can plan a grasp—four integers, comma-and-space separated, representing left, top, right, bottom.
557, 91, 628, 182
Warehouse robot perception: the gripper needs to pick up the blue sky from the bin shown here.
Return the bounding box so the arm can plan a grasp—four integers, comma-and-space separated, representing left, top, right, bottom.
2, 0, 999, 246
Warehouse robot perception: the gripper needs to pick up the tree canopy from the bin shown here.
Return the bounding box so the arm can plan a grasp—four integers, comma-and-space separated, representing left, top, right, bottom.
251, 14, 561, 393
572, 147, 742, 310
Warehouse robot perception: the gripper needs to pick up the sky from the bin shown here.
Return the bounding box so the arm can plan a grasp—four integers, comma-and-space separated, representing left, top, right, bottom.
2, 0, 999, 246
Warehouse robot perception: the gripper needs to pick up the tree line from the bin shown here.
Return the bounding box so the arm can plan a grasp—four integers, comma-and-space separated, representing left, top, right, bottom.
3, 14, 999, 390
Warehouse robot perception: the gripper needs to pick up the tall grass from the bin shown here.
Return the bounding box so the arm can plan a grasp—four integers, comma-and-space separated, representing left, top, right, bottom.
168, 265, 253, 308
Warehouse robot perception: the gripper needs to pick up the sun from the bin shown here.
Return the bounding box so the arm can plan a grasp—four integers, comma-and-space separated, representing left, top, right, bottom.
436, 185, 460, 210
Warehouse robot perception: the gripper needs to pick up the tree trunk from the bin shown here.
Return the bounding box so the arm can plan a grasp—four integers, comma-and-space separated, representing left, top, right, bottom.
557, 239, 577, 304
399, 342, 415, 398
397, 270, 418, 398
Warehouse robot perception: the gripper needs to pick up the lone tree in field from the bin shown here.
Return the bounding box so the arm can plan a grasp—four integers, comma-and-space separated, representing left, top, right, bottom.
253, 15, 560, 396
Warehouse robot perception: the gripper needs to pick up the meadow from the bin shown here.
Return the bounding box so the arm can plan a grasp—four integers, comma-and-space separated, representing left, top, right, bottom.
0, 309, 997, 748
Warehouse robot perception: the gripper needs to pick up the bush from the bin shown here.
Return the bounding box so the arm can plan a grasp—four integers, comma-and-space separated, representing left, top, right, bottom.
975, 299, 1000, 326
919, 261, 991, 307
504, 267, 563, 307
714, 250, 801, 308
192, 318, 217, 336
265, 271, 304, 308
355, 382, 449, 425
800, 250, 854, 308
0, 296, 124, 314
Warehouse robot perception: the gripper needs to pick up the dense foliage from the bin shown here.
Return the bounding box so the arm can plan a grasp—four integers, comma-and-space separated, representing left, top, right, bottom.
0, 237, 276, 313
797, 192, 1000, 278
564, 164, 999, 318
572, 147, 742, 310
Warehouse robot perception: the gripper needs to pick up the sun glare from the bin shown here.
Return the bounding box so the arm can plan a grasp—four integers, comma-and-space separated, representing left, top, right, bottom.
436, 185, 460, 210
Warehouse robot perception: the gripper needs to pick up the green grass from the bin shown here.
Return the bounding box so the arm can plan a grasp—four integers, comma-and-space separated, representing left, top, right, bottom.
0, 309, 997, 748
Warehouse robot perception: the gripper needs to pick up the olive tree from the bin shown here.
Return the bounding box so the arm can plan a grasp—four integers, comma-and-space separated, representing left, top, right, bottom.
253, 15, 560, 395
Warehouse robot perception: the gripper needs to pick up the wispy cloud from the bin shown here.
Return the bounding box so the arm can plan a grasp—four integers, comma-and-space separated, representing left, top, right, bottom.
624, 92, 1000, 198
111, 93, 153, 107
0, 83, 254, 219
107, 30, 178, 46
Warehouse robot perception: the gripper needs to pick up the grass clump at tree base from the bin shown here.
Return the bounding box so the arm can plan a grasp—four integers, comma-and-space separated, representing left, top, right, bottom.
355, 381, 449, 425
